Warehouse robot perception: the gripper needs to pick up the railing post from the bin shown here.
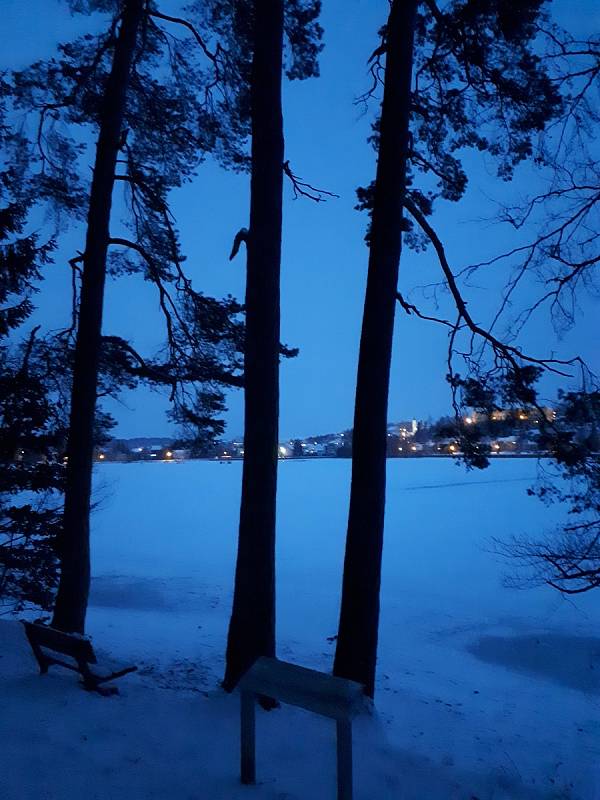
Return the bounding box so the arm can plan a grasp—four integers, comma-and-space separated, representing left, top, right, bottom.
336, 718, 353, 800
241, 691, 256, 784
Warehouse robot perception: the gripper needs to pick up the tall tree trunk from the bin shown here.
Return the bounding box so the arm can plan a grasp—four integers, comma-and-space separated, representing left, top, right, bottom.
223, 0, 284, 690
333, 0, 418, 698
52, 0, 143, 634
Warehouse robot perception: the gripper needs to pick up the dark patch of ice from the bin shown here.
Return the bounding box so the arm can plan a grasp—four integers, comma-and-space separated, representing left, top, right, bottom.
467, 633, 600, 693
404, 477, 531, 491
90, 576, 173, 611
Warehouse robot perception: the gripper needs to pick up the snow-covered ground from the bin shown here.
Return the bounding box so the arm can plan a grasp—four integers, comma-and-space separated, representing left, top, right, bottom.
2, 459, 599, 799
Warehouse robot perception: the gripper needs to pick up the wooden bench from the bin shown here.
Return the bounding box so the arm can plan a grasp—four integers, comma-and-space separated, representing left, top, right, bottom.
239, 657, 365, 800
23, 621, 137, 695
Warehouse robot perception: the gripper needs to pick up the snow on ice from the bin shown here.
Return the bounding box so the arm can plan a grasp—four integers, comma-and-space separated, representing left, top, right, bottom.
1, 459, 599, 799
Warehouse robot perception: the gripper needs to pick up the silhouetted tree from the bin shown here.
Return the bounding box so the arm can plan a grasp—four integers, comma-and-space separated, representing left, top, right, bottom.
223, 0, 285, 691
472, 386, 600, 594
0, 167, 63, 611
47, 0, 145, 634
7, 0, 251, 631
333, 0, 418, 697
442, 27, 600, 596
220, 0, 323, 691
334, 0, 563, 697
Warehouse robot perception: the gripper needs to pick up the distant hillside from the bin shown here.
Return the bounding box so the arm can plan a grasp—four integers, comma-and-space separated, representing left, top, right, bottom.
109, 437, 173, 450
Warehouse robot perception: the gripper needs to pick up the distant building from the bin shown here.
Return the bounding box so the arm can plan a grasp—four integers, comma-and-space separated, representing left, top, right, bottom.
464, 407, 555, 425
388, 419, 418, 439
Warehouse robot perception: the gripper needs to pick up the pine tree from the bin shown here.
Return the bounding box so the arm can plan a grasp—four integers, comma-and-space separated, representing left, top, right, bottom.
334, 0, 562, 697
6, 0, 251, 631
222, 0, 285, 692
48, 0, 144, 633
333, 0, 418, 698
0, 176, 62, 610
218, 0, 323, 691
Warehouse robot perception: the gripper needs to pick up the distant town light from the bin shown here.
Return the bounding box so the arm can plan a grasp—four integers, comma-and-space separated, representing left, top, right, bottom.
518, 413, 528, 420
465, 417, 473, 424
411, 445, 417, 451
165, 451, 173, 458
449, 444, 456, 452
98, 453, 105, 460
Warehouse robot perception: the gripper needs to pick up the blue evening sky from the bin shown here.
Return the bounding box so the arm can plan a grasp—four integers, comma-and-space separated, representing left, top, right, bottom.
3, 0, 599, 439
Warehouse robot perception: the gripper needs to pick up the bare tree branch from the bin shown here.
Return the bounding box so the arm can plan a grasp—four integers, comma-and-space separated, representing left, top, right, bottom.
283, 161, 339, 202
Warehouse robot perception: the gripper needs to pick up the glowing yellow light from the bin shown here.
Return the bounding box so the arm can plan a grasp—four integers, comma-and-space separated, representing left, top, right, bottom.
518, 413, 527, 420
465, 417, 473, 425
165, 451, 173, 458
98, 453, 105, 460
449, 444, 456, 452
411, 445, 417, 451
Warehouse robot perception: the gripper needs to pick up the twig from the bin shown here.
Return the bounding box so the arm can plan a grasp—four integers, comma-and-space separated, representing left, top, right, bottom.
283, 161, 339, 203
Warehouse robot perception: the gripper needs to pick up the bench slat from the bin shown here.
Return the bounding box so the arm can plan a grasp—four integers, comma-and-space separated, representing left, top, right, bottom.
239, 657, 364, 720
23, 622, 97, 664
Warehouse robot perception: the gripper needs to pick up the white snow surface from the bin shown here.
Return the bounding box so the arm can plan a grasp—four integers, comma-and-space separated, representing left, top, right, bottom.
2, 458, 599, 799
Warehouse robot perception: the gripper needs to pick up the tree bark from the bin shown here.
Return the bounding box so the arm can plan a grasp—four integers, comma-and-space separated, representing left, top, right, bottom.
52, 0, 143, 633
223, 0, 284, 690
333, 0, 418, 698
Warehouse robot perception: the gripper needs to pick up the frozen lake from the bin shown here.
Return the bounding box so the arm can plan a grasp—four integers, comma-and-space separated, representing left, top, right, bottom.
7, 458, 600, 798
85, 458, 599, 797
88, 457, 597, 652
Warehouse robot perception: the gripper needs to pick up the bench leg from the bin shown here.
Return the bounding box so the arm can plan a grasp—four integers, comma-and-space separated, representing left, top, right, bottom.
241, 691, 256, 785
336, 719, 353, 800
24, 631, 49, 674
32, 643, 49, 674
79, 663, 119, 696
